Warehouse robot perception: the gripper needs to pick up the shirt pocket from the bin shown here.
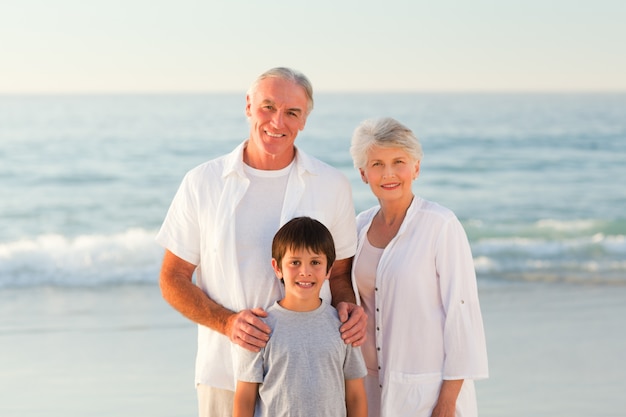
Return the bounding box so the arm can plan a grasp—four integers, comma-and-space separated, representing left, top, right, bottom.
382, 371, 441, 417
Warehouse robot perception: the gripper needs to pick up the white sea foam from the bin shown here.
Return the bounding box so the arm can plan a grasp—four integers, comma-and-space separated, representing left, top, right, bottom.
0, 228, 163, 288
473, 233, 626, 256
535, 218, 597, 231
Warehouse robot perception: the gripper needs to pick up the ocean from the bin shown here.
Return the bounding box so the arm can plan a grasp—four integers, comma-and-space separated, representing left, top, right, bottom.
1, 93, 625, 288
1, 93, 625, 416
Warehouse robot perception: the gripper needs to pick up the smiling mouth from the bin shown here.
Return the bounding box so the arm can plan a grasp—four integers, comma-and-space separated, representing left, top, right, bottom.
265, 130, 285, 138
296, 281, 314, 288
381, 183, 400, 189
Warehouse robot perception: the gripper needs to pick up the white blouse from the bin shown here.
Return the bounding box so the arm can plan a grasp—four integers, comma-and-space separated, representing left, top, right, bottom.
352, 197, 488, 417
353, 236, 384, 376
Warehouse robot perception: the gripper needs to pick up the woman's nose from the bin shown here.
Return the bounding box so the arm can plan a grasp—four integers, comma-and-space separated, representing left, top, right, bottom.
382, 167, 395, 178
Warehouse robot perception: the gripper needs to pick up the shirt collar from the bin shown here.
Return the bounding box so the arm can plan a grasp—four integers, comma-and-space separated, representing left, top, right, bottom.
222, 140, 319, 179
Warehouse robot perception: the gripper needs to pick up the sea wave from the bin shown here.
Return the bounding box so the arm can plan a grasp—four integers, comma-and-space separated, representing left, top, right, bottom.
1, 225, 624, 288
0, 228, 163, 288
472, 231, 626, 285
473, 233, 626, 256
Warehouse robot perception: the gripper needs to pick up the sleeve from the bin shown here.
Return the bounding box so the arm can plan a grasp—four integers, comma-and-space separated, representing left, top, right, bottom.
155, 171, 202, 265
235, 345, 265, 383
343, 345, 367, 380
329, 174, 358, 261
436, 216, 489, 380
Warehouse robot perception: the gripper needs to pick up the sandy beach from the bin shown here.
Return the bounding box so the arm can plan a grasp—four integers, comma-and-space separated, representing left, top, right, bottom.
1, 282, 625, 417
0, 286, 197, 417
478, 281, 626, 416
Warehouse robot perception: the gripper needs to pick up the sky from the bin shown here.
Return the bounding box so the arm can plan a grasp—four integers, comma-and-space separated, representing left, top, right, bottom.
1, 0, 625, 94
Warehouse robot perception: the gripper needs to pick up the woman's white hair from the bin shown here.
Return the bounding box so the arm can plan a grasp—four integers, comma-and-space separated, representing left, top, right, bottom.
350, 117, 423, 169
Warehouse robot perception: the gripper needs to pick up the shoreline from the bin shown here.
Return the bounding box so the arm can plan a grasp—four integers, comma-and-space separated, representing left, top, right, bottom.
1, 282, 625, 416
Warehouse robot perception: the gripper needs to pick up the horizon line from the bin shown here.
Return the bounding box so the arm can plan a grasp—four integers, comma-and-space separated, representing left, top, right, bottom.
1, 89, 625, 96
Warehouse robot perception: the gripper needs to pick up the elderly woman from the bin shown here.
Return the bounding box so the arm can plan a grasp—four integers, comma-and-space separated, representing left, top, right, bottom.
349, 117, 488, 417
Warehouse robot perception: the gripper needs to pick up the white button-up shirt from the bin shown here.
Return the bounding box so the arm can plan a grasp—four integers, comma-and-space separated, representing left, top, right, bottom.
157, 141, 357, 390
353, 197, 488, 416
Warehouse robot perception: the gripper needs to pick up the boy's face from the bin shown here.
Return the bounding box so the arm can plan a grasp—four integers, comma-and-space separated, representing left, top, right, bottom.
272, 247, 331, 312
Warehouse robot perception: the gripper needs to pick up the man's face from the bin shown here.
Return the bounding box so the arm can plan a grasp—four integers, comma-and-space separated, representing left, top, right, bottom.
245, 77, 309, 167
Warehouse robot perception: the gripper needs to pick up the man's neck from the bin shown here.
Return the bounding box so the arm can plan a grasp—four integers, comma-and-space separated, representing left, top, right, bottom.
243, 145, 296, 170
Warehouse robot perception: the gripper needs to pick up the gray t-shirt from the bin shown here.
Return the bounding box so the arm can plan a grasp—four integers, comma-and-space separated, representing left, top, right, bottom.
236, 301, 367, 417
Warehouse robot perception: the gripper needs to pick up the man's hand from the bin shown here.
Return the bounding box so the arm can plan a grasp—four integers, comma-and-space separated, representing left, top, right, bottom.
336, 301, 367, 347
227, 308, 271, 352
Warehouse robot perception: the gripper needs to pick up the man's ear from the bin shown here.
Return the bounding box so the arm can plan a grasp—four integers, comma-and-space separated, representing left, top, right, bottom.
298, 114, 308, 132
245, 94, 252, 118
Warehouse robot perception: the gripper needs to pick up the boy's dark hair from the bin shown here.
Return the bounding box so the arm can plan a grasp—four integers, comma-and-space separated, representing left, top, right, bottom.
272, 217, 336, 273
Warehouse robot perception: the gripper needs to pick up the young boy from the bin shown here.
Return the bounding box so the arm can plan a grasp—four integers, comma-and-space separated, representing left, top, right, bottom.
233, 216, 368, 417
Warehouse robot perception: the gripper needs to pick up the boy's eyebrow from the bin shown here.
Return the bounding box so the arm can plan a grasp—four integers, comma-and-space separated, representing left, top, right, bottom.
284, 253, 324, 259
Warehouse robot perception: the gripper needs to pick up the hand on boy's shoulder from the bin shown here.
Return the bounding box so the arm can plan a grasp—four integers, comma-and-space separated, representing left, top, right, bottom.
336, 302, 367, 347
228, 307, 271, 352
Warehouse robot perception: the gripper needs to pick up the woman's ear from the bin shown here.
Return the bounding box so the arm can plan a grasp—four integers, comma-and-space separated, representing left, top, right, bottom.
413, 160, 421, 180
359, 168, 368, 184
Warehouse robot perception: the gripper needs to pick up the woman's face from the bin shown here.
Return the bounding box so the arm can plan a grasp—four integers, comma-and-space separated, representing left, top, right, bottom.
359, 145, 420, 203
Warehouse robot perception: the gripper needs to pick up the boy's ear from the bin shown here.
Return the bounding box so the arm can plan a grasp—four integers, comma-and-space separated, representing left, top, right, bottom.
325, 262, 334, 280
271, 258, 283, 279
